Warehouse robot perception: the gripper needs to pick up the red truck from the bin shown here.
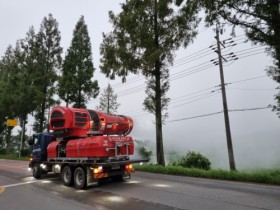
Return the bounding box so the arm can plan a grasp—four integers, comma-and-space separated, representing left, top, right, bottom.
28, 106, 147, 189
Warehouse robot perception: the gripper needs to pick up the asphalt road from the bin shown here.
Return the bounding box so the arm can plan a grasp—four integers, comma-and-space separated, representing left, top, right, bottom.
0, 159, 279, 210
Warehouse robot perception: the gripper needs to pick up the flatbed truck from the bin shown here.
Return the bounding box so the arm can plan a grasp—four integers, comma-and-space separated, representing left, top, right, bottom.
28, 106, 147, 189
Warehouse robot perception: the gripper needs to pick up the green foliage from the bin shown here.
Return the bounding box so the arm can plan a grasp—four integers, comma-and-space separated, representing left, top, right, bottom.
96, 84, 119, 114
134, 140, 153, 161
33, 14, 62, 131
59, 16, 99, 108
20, 148, 31, 157
0, 154, 29, 161
0, 148, 6, 155
0, 14, 62, 135
134, 164, 280, 185
100, 0, 200, 166
174, 151, 211, 170
167, 151, 181, 165
139, 147, 153, 161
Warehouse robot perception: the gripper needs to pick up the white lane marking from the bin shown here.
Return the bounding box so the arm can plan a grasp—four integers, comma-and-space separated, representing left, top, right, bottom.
3, 180, 38, 188
1, 176, 60, 193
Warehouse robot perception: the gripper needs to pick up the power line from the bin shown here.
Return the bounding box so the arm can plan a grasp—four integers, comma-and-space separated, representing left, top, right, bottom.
228, 75, 267, 84
117, 63, 216, 97
111, 76, 144, 89
167, 111, 223, 122
170, 89, 218, 104
168, 91, 220, 109
227, 87, 274, 91
111, 35, 249, 89
121, 75, 269, 114
167, 106, 271, 123
113, 45, 266, 96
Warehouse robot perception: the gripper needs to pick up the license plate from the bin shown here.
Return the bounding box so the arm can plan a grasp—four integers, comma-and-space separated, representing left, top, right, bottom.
111, 164, 120, 170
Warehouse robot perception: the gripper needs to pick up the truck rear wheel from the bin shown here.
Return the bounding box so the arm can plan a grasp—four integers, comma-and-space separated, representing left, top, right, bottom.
33, 164, 41, 179
61, 166, 73, 186
74, 167, 87, 189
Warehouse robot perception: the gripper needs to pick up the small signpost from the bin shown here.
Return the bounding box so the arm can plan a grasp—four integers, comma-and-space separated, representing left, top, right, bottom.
6, 119, 18, 127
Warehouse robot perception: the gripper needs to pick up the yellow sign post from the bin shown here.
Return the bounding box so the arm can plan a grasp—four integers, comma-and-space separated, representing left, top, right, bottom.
6, 119, 18, 127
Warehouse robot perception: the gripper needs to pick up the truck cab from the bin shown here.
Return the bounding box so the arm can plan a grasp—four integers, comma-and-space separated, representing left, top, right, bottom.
28, 133, 55, 178
28, 133, 55, 162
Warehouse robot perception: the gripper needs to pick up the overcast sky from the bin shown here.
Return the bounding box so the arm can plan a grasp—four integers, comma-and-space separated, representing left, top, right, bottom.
1, 0, 279, 170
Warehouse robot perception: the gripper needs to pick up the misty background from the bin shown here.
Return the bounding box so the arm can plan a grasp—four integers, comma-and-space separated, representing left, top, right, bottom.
0, 0, 279, 170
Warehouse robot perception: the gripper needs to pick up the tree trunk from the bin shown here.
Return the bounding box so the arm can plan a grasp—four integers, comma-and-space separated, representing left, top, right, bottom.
154, 0, 165, 166
269, 0, 280, 82
155, 63, 165, 166
5, 127, 12, 154
39, 98, 46, 132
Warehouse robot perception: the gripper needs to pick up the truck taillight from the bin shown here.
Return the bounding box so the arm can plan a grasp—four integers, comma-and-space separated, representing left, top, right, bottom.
125, 164, 133, 169
94, 166, 103, 174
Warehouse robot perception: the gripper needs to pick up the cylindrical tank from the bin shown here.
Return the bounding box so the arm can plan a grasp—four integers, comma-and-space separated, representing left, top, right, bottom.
49, 106, 133, 138
87, 109, 133, 136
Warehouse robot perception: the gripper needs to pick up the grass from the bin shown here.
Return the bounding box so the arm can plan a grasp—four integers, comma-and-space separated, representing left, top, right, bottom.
0, 154, 29, 161
134, 164, 280, 185
1, 154, 279, 185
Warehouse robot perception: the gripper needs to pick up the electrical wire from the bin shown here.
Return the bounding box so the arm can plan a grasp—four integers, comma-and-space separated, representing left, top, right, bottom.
166, 106, 271, 123
112, 40, 264, 93
121, 75, 269, 115
228, 75, 267, 84
167, 111, 224, 122
227, 87, 274, 91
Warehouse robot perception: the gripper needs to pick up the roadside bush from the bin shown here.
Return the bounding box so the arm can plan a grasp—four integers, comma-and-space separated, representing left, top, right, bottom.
20, 148, 31, 157
175, 151, 211, 170
135, 140, 153, 161
139, 147, 153, 161
0, 148, 6, 155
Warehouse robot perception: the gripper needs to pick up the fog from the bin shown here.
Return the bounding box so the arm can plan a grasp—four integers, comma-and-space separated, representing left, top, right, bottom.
1, 0, 279, 170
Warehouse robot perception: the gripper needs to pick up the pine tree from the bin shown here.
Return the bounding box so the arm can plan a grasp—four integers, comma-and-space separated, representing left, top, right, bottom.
96, 84, 120, 114
33, 14, 62, 132
100, 0, 200, 166
59, 16, 99, 108
0, 44, 25, 153
0, 37, 39, 151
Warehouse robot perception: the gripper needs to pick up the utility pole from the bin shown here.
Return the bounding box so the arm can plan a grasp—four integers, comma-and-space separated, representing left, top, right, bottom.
215, 25, 236, 171
19, 120, 25, 159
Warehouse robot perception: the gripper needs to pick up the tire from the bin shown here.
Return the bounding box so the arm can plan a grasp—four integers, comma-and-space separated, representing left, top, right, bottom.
33, 164, 41, 179
74, 167, 87, 189
61, 166, 73, 186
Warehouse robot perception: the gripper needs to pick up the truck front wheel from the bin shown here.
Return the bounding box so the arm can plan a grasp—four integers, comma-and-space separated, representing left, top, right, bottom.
74, 167, 87, 189
61, 166, 73, 186
33, 164, 41, 179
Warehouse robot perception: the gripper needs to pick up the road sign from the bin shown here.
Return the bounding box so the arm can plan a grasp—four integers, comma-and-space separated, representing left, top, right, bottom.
6, 119, 18, 127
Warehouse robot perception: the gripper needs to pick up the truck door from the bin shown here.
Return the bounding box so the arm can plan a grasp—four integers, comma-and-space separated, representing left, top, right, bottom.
32, 134, 42, 161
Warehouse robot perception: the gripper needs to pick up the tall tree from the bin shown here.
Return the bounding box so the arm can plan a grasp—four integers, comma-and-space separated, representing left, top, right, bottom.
33, 14, 62, 132
100, 0, 200, 165
0, 60, 5, 135
0, 45, 18, 153
0, 43, 32, 152
17, 27, 43, 148
0, 39, 37, 151
198, 0, 280, 116
96, 84, 120, 114
20, 26, 42, 118
58, 16, 99, 108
